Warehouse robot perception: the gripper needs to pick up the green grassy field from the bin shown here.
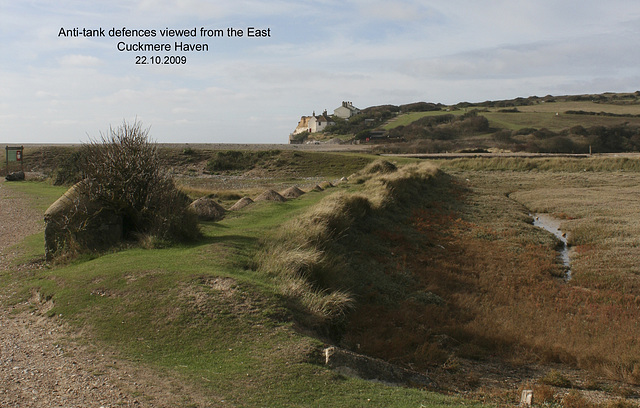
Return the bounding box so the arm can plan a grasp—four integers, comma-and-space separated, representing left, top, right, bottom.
383, 110, 466, 130
384, 100, 640, 133
483, 110, 640, 132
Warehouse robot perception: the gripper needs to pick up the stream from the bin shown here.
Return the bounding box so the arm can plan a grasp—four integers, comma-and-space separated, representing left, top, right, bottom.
531, 213, 572, 280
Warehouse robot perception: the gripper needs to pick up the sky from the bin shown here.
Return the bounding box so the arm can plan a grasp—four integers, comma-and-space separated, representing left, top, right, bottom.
1, 0, 640, 144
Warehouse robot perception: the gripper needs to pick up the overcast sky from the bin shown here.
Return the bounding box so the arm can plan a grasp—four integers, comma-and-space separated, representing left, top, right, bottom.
2, 0, 640, 144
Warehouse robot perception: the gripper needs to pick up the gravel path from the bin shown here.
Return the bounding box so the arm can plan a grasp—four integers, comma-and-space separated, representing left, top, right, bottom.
0, 180, 42, 271
0, 180, 224, 407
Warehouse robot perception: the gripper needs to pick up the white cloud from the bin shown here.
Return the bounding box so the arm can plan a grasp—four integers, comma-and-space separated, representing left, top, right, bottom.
35, 91, 58, 99
401, 30, 640, 82
58, 54, 103, 67
356, 1, 440, 22
133, 0, 312, 21
48, 119, 81, 126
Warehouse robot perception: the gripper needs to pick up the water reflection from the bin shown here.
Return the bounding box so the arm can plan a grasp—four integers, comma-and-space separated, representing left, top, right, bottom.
532, 213, 572, 280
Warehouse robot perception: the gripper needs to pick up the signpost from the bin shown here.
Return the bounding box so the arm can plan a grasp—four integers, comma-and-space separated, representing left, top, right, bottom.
5, 146, 24, 173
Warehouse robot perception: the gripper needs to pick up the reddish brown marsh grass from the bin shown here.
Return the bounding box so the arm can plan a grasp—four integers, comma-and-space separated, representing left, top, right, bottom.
346, 169, 640, 389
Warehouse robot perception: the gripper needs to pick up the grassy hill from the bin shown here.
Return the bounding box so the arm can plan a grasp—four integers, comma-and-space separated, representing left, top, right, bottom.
312, 92, 640, 155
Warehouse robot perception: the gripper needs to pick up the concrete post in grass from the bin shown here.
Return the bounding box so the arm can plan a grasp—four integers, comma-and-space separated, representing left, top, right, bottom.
520, 389, 533, 406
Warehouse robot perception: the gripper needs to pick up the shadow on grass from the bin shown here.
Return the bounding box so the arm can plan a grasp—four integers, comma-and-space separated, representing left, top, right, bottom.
198, 233, 258, 249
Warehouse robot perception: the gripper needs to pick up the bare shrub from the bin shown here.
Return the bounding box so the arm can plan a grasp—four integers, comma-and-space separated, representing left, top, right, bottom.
540, 369, 572, 388
81, 120, 199, 244
492, 129, 513, 143
532, 384, 556, 404
562, 390, 592, 408
44, 180, 125, 260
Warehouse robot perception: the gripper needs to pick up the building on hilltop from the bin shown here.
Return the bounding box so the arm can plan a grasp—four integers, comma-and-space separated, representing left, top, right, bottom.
333, 101, 360, 119
309, 110, 335, 132
292, 110, 335, 135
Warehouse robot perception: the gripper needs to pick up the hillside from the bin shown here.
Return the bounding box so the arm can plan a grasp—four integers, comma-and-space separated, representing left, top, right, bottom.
311, 92, 640, 154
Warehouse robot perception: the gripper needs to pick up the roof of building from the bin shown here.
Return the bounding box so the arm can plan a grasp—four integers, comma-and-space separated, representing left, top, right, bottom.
315, 113, 334, 123
337, 101, 360, 112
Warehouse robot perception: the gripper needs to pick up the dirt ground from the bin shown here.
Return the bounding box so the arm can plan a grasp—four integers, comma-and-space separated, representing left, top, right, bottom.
0, 180, 226, 408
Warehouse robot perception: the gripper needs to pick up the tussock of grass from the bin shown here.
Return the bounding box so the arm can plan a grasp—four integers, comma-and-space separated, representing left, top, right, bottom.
259, 246, 324, 279
280, 276, 354, 321
178, 185, 244, 201
363, 161, 440, 208
257, 193, 370, 325
361, 159, 398, 175
540, 369, 573, 388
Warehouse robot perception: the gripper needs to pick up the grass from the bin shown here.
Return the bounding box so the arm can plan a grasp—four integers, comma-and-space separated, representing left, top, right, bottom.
540, 370, 573, 388
383, 110, 465, 130
1, 181, 67, 213
0, 181, 67, 268
9, 151, 640, 405
176, 149, 372, 179
251, 156, 640, 403
292, 156, 640, 403
437, 156, 640, 172
1, 174, 490, 407
256, 160, 443, 326
433, 167, 640, 386
517, 99, 640, 115
381, 100, 640, 134
171, 150, 376, 202
483, 110, 640, 132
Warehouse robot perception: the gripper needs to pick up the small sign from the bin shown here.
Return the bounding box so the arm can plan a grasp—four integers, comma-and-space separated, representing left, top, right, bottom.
5, 146, 24, 171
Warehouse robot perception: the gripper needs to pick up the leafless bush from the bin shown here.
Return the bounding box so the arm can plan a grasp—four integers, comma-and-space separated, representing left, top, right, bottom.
81, 120, 199, 244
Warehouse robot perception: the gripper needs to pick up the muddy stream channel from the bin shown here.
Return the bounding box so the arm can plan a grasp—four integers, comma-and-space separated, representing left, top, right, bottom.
531, 213, 573, 280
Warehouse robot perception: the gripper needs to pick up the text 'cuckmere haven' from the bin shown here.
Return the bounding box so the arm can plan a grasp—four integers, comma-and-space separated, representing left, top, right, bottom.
58, 26, 271, 64
117, 42, 208, 52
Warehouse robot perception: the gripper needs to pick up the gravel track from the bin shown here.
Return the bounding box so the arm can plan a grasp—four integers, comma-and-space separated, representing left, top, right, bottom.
0, 180, 42, 271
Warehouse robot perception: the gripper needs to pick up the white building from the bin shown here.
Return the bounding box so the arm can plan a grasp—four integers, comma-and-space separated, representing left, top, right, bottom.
292, 110, 335, 134
333, 101, 360, 119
